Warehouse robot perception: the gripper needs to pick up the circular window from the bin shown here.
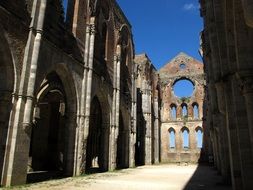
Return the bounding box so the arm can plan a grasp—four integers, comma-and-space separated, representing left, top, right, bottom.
173, 79, 194, 97
179, 63, 186, 69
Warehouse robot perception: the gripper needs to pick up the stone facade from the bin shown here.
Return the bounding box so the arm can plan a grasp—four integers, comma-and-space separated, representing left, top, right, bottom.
134, 54, 161, 165
0, 0, 161, 186
159, 53, 206, 163
200, 0, 253, 189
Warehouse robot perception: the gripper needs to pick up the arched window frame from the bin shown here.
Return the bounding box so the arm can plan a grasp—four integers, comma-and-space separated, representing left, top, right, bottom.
195, 126, 203, 149
181, 103, 188, 118
170, 104, 177, 120
168, 128, 176, 150
192, 102, 199, 119
181, 127, 190, 150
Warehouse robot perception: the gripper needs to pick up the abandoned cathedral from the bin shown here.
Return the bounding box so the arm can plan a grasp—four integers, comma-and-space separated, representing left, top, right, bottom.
0, 0, 253, 189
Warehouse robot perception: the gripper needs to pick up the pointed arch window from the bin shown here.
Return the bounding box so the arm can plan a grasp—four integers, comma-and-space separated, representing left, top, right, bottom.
170, 104, 177, 120
195, 127, 203, 149
181, 127, 189, 149
193, 103, 199, 119
168, 128, 176, 149
181, 103, 188, 118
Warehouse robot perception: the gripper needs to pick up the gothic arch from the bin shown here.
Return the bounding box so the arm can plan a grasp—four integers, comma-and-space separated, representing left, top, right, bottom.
181, 126, 190, 149
28, 70, 77, 182
35, 63, 78, 115
0, 28, 16, 181
87, 91, 111, 172
168, 127, 176, 150
195, 126, 203, 149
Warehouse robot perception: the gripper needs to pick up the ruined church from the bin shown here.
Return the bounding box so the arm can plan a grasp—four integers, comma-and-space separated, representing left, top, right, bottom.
0, 0, 253, 190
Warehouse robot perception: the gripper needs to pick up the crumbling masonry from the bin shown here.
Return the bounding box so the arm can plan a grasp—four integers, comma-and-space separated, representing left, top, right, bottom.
0, 0, 163, 186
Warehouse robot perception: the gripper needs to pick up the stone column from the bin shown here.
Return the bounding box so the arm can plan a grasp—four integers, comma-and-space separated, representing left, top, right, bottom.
210, 129, 219, 168
82, 18, 96, 172
75, 17, 96, 174
160, 124, 167, 162
234, 75, 253, 188
189, 127, 196, 162
129, 69, 137, 167
1, 0, 47, 186
220, 80, 244, 189
177, 106, 182, 120
188, 105, 193, 120
153, 98, 160, 164
109, 44, 121, 170
142, 82, 152, 165
74, 20, 91, 176
175, 128, 181, 162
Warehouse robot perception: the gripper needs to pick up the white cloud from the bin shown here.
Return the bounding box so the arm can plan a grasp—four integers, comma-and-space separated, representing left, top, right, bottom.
183, 3, 198, 11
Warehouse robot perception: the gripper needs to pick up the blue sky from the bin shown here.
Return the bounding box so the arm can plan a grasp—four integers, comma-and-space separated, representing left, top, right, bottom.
63, 0, 203, 69
117, 0, 203, 69
62, 0, 203, 98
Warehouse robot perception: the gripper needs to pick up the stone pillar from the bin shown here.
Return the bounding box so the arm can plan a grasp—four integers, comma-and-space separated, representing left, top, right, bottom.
82, 18, 96, 172
74, 19, 91, 176
109, 44, 121, 170
219, 81, 244, 189
188, 105, 193, 120
1, 0, 47, 186
129, 108, 136, 167
75, 17, 96, 174
129, 68, 137, 167
189, 127, 196, 162
142, 82, 152, 165
160, 124, 167, 162
210, 129, 220, 168
177, 106, 182, 120
175, 128, 181, 162
153, 98, 160, 164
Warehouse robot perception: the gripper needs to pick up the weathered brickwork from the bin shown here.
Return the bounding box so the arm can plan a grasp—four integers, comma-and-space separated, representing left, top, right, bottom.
134, 54, 161, 166
159, 53, 206, 163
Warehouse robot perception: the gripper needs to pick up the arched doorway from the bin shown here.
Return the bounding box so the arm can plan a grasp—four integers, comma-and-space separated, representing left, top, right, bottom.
86, 96, 105, 173
117, 111, 129, 169
27, 72, 72, 183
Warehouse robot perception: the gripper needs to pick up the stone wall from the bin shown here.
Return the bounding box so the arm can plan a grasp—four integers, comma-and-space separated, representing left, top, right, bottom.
159, 52, 206, 163
0, 0, 143, 186
200, 0, 253, 188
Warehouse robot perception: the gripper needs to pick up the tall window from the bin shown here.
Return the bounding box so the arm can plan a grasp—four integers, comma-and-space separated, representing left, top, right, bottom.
182, 103, 188, 117
62, 0, 68, 21
170, 104, 177, 120
196, 127, 203, 148
168, 128, 176, 149
182, 127, 189, 149
193, 103, 199, 119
